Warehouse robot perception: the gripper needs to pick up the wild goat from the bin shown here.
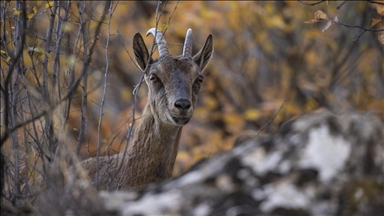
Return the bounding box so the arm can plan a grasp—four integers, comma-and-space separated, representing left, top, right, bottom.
82, 28, 213, 190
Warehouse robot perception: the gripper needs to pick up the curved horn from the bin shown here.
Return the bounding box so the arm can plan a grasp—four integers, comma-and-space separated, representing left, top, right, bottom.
182, 29, 193, 57
146, 28, 169, 57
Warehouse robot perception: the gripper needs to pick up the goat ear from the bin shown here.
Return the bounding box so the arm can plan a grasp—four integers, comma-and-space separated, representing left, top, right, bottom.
133, 33, 149, 72
193, 34, 214, 72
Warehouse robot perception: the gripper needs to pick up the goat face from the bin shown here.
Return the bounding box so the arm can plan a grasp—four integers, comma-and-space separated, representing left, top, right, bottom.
133, 28, 213, 126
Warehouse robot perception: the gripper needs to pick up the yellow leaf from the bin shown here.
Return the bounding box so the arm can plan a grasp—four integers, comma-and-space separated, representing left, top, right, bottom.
6, 56, 11, 62
27, 47, 45, 56
223, 114, 242, 125
63, 22, 71, 32
378, 35, 384, 45
26, 13, 34, 19
370, 18, 382, 28
67, 55, 77, 68
46, 2, 54, 9
32, 6, 37, 14
314, 10, 328, 20
269, 15, 285, 29
244, 109, 261, 121
305, 99, 319, 111
14, 10, 22, 15
162, 24, 169, 30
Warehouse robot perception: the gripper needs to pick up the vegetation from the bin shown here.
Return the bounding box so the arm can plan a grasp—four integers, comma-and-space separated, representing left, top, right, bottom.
1, 0, 383, 213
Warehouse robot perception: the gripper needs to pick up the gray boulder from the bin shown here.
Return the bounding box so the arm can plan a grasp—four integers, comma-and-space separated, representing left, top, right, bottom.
101, 109, 384, 216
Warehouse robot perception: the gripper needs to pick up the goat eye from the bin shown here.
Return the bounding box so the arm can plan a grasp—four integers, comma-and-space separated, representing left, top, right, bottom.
198, 76, 204, 84
149, 74, 157, 82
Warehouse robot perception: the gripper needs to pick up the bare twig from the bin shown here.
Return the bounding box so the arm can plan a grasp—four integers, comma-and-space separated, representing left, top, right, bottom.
163, 1, 179, 36
114, 0, 165, 189
116, 30, 139, 70
335, 21, 383, 33
334, 21, 383, 41
0, 1, 11, 57
256, 99, 286, 136
367, 0, 384, 6
336, 1, 347, 10
76, 1, 89, 155
96, 0, 114, 188
1, 2, 110, 148
300, 0, 384, 41
53, 0, 71, 131
64, 0, 82, 127
41, 1, 58, 155
0, 1, 26, 147
298, 0, 326, 6
21, 92, 32, 196
10, 0, 26, 199
25, 90, 51, 163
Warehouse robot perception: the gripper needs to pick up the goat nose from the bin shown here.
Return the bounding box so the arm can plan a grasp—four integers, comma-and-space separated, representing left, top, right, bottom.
174, 99, 191, 111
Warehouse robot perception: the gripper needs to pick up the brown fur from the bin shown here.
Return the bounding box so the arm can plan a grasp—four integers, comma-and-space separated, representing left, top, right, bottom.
82, 29, 214, 190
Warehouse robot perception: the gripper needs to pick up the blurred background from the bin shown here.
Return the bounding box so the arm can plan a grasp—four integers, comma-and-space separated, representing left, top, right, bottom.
1, 1, 383, 177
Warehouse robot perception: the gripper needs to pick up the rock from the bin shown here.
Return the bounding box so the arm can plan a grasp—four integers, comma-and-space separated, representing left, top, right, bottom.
100, 109, 384, 215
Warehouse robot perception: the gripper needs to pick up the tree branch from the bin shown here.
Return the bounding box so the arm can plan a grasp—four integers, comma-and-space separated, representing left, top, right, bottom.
298, 0, 326, 6
0, 1, 110, 147
114, 0, 165, 189
334, 20, 384, 41
96, 0, 114, 189
367, 0, 384, 6
336, 1, 347, 10
335, 21, 383, 32
76, 1, 89, 156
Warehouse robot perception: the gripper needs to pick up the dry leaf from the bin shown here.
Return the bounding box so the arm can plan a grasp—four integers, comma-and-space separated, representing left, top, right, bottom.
32, 6, 37, 14
63, 23, 71, 32
46, 2, 54, 9
26, 13, 34, 19
244, 109, 261, 121
13, 10, 22, 15
378, 35, 384, 45
376, 4, 384, 16
322, 20, 333, 32
304, 19, 320, 24
162, 24, 169, 30
314, 10, 328, 20
370, 18, 382, 28
27, 47, 45, 56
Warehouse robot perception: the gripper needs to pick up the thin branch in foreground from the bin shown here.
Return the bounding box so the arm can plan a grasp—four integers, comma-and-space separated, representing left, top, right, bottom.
336, 1, 347, 10
115, 0, 165, 189
367, 0, 384, 6
334, 20, 384, 41
96, 0, 114, 189
298, 0, 326, 6
256, 99, 286, 137
116, 30, 139, 71
76, 1, 89, 156
10, 0, 26, 199
163, 0, 179, 36
1, 1, 111, 147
